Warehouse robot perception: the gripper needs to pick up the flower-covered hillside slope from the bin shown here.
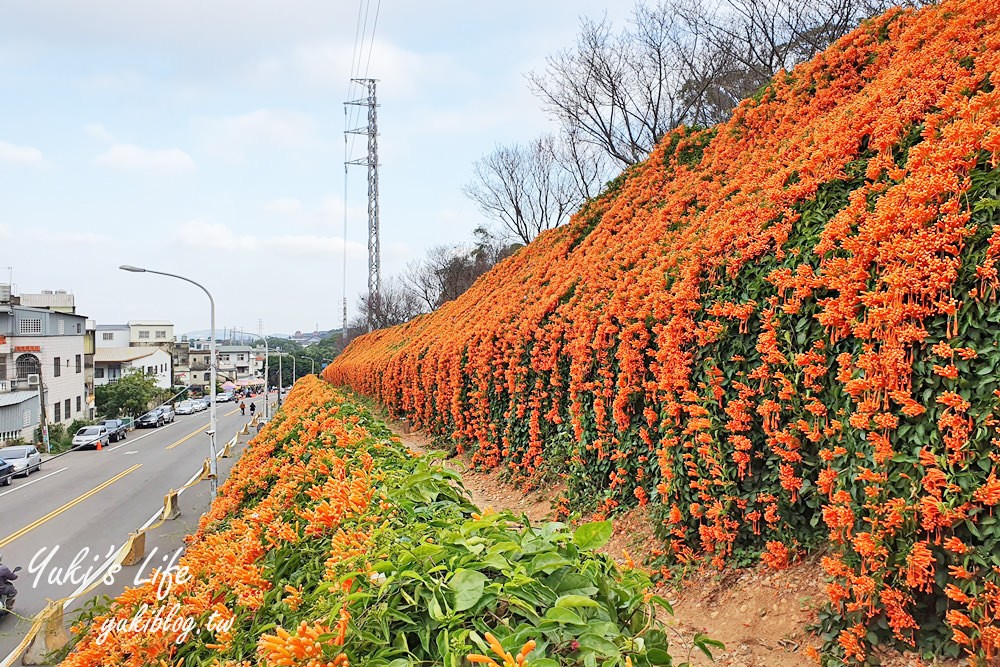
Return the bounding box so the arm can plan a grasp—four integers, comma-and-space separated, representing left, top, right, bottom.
326, 0, 1000, 662
59, 376, 686, 667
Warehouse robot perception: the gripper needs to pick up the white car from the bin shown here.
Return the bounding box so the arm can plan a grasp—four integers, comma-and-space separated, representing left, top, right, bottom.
193, 398, 209, 412
0, 445, 42, 477
217, 392, 234, 403
71, 426, 110, 450
175, 400, 196, 415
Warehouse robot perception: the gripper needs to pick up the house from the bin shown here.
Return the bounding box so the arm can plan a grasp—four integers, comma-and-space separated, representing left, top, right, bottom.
0, 286, 89, 442
94, 347, 173, 389
98, 321, 180, 388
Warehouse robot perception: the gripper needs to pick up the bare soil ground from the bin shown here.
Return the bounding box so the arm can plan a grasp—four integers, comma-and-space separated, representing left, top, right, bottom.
383, 417, 962, 667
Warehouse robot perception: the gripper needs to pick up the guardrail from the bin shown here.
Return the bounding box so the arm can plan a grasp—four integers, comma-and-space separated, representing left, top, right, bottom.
6, 414, 265, 666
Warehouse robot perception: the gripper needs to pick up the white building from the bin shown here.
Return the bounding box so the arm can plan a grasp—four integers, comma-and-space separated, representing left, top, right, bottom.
0, 300, 88, 440
96, 324, 131, 348
129, 320, 174, 346
94, 347, 173, 390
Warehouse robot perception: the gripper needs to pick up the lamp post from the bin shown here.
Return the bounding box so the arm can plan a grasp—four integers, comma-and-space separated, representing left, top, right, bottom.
308, 357, 315, 375
240, 331, 269, 420
120, 265, 218, 498
275, 346, 282, 408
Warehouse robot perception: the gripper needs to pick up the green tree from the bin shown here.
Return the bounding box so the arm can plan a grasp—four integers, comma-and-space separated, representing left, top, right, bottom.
94, 372, 163, 418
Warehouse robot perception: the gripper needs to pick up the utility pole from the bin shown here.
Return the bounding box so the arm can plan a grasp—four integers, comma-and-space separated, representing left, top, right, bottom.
346, 78, 380, 332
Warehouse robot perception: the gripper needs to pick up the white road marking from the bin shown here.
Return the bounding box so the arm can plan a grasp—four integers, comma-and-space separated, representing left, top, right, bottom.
108, 423, 177, 452
123, 451, 138, 455
0, 468, 68, 498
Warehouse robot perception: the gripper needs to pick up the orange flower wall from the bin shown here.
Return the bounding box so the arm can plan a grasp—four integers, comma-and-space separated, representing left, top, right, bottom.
326, 0, 1000, 661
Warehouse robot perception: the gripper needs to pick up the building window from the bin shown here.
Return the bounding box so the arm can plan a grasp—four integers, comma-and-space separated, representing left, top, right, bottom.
16, 354, 39, 379
54, 357, 61, 377
139, 331, 150, 339
0, 355, 6, 381
65, 398, 71, 417
75, 354, 82, 373
76, 323, 82, 334
54, 402, 61, 422
22, 409, 30, 427
19, 319, 42, 335
102, 332, 114, 341
58, 320, 65, 335
146, 366, 154, 375
156, 330, 166, 339
95, 367, 104, 379
204, 372, 210, 380
76, 396, 82, 412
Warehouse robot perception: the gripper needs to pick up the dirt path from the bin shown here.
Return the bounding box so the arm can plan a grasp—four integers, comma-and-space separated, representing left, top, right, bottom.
383, 417, 955, 667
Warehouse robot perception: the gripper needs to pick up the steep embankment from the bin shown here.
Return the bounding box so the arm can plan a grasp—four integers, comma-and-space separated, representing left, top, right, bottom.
327, 0, 1000, 662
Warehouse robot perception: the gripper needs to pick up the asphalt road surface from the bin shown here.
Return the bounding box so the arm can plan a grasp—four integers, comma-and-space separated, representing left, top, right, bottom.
0, 399, 262, 664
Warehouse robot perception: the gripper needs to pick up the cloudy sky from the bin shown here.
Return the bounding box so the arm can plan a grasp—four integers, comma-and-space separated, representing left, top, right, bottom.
0, 1, 631, 335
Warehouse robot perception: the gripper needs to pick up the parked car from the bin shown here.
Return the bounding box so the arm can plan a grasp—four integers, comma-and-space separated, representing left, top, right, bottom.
160, 405, 176, 423
97, 419, 127, 442
175, 400, 196, 415
0, 459, 14, 486
71, 426, 110, 450
193, 398, 209, 412
136, 408, 167, 428
0, 445, 41, 477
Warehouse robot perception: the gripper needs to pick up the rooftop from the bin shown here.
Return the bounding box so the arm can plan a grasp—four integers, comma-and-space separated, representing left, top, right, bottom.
94, 346, 164, 363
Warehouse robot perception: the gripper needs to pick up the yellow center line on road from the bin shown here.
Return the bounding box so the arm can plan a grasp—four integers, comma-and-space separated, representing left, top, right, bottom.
165, 426, 208, 450
163, 408, 242, 450
0, 463, 143, 549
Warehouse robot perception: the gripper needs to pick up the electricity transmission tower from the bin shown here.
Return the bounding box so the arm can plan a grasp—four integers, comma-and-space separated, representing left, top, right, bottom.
345, 78, 380, 331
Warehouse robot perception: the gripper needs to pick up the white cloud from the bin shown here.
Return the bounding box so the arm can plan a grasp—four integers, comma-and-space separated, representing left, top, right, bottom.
27, 229, 109, 245
198, 109, 316, 159
74, 70, 146, 92
85, 123, 115, 141
174, 218, 256, 251
0, 140, 47, 167
289, 39, 473, 98
263, 198, 302, 216
269, 234, 364, 259
94, 144, 195, 172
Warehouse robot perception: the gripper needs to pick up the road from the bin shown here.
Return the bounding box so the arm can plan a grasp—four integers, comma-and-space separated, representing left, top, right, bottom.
0, 398, 263, 662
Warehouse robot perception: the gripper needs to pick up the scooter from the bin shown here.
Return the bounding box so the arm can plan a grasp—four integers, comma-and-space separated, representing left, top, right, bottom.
0, 566, 21, 617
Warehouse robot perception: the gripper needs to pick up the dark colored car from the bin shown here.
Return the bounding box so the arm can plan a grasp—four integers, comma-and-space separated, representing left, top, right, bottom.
0, 459, 13, 486
136, 408, 167, 428
97, 419, 127, 442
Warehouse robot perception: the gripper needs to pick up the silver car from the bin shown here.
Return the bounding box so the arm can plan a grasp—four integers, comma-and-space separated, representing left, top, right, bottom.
0, 445, 42, 477
71, 426, 110, 450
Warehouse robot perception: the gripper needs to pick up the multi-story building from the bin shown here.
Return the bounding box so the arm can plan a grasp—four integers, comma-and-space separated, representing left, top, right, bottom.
188, 348, 212, 394
172, 338, 190, 389
96, 324, 131, 348
0, 286, 88, 443
94, 347, 173, 389
17, 289, 96, 419
98, 321, 179, 389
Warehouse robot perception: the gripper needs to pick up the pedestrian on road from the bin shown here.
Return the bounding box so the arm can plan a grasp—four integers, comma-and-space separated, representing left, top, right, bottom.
239, 401, 246, 415
249, 403, 256, 416
0, 556, 18, 598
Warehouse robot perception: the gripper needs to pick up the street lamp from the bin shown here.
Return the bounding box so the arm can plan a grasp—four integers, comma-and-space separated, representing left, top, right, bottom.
308, 357, 315, 375
275, 346, 282, 407
120, 265, 219, 498
240, 331, 269, 420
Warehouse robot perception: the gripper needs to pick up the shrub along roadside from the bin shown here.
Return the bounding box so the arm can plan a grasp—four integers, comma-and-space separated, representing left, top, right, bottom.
58, 376, 712, 667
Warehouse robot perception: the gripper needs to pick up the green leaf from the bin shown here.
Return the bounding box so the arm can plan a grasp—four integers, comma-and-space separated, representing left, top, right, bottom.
530, 552, 573, 574
543, 606, 586, 625
573, 521, 613, 551
449, 569, 488, 612
577, 633, 619, 656
555, 594, 601, 609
